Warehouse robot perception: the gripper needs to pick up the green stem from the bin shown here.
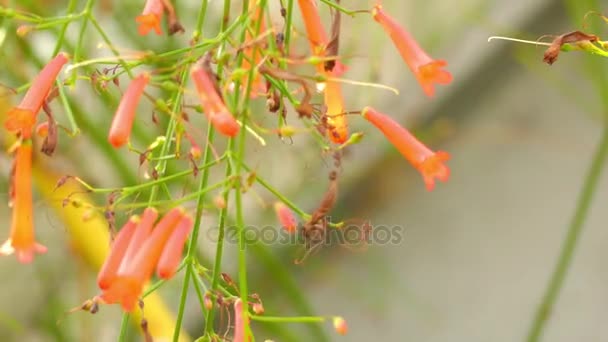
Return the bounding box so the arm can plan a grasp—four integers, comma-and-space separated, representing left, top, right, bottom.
51, 0, 77, 56
117, 314, 130, 341
71, 0, 95, 84
241, 162, 310, 220
526, 124, 608, 342
202, 141, 232, 336
283, 0, 294, 52
171, 2, 218, 337
87, 14, 134, 78
56, 82, 80, 135
175, 124, 218, 341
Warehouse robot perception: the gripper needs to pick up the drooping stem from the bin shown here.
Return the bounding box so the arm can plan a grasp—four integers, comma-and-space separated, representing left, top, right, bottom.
526, 122, 608, 342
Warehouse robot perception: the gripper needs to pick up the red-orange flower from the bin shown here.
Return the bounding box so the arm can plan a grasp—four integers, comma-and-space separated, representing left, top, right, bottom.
274, 202, 298, 233
108, 73, 150, 148
297, 0, 329, 73
4, 53, 69, 138
190, 64, 240, 137
324, 78, 348, 143
362, 107, 450, 191
371, 4, 452, 97
95, 207, 193, 312
233, 298, 246, 342
297, 0, 349, 143
136, 0, 164, 35
0, 141, 47, 263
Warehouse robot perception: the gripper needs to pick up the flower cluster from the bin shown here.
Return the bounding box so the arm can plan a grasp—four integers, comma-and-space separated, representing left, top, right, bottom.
2, 53, 69, 263
295, 1, 452, 189
94, 207, 193, 312
2, 0, 456, 340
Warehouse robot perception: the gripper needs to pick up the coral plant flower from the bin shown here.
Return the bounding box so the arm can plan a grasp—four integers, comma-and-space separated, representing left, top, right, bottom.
0, 141, 47, 263
95, 208, 193, 312
371, 4, 452, 97
4, 53, 69, 138
136, 0, 164, 35
108, 73, 150, 148
190, 64, 240, 137
362, 107, 450, 191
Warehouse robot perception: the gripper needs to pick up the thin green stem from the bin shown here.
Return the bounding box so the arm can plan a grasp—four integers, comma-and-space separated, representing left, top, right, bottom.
283, 0, 294, 54
51, 0, 77, 56
117, 315, 130, 342
202, 141, 232, 335
88, 14, 134, 78
71, 0, 95, 84
241, 162, 310, 220
172, 1, 222, 339
192, 0, 209, 42
56, 82, 80, 135
319, 0, 363, 16
526, 124, 608, 342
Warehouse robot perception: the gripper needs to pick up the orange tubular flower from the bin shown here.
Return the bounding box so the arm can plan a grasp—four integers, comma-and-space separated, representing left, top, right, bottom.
297, 0, 328, 73
0, 141, 47, 263
362, 107, 450, 191
156, 215, 193, 279
136, 0, 164, 35
274, 202, 298, 233
190, 64, 240, 137
95, 208, 192, 312
297, 0, 349, 143
4, 53, 69, 138
108, 73, 150, 148
324, 79, 348, 143
233, 299, 245, 342
371, 4, 452, 97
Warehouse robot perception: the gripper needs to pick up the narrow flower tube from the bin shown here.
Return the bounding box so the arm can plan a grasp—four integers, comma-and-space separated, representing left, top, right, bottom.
190, 64, 240, 137
371, 4, 452, 97
124, 208, 183, 285
362, 107, 450, 191
297, 0, 329, 74
96, 208, 185, 312
324, 79, 348, 143
233, 299, 245, 342
274, 202, 298, 233
156, 215, 193, 279
108, 73, 150, 148
4, 53, 69, 138
136, 0, 164, 35
297, 0, 350, 142
97, 217, 139, 290
120, 207, 158, 268
0, 141, 47, 263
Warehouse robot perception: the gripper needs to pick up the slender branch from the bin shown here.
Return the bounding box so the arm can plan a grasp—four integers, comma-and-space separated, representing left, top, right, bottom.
526, 123, 608, 342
